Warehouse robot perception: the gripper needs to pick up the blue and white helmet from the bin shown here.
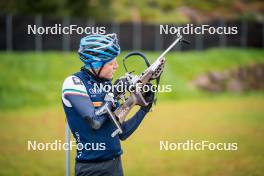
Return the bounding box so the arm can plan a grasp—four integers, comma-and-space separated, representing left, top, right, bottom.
78, 33, 121, 69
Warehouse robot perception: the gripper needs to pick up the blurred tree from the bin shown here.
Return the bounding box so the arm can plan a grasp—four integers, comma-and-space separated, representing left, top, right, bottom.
0, 0, 263, 22
66, 0, 113, 20
0, 0, 65, 15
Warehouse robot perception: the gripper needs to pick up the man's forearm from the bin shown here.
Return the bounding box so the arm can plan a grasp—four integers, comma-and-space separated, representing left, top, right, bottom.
66, 94, 107, 130
119, 108, 148, 140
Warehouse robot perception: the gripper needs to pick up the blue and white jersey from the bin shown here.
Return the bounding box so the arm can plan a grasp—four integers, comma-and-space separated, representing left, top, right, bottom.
62, 76, 89, 107
61, 69, 148, 162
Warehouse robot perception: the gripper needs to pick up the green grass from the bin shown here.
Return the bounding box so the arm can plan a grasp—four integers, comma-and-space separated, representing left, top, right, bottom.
0, 97, 264, 175
0, 48, 264, 109
0, 49, 264, 175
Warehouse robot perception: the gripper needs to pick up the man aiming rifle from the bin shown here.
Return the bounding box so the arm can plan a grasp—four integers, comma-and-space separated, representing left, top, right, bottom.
61, 33, 154, 176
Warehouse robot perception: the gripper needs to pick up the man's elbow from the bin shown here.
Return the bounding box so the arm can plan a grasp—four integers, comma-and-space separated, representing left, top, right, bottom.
85, 117, 102, 130
119, 134, 129, 141
91, 121, 102, 130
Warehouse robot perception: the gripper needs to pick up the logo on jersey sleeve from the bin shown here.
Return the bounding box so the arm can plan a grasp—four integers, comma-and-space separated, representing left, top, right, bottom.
62, 76, 88, 97
72, 77, 83, 85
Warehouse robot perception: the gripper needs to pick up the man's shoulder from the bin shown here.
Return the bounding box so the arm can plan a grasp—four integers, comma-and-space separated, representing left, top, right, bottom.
63, 75, 83, 86
62, 75, 87, 94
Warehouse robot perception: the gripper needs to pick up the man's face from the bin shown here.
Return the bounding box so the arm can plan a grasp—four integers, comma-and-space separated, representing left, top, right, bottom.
99, 59, 118, 80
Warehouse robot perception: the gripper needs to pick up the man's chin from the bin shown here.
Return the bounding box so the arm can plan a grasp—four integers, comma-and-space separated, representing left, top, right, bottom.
107, 74, 114, 80
100, 75, 113, 80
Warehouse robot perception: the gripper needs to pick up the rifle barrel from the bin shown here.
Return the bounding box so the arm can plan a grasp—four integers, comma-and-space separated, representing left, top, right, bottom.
149, 35, 183, 71
156, 35, 183, 61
